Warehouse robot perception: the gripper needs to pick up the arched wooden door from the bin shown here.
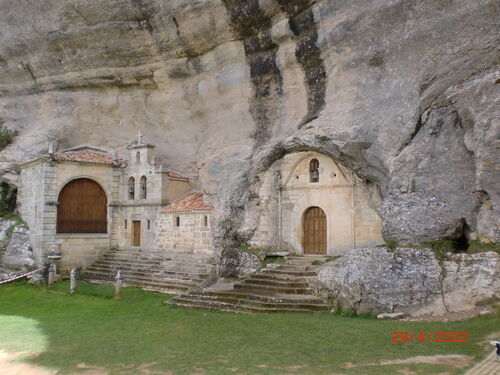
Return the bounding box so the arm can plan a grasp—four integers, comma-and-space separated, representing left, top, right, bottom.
57, 178, 108, 233
303, 207, 326, 254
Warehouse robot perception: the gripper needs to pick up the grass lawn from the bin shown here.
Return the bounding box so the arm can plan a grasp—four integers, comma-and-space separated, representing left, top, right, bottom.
0, 280, 498, 375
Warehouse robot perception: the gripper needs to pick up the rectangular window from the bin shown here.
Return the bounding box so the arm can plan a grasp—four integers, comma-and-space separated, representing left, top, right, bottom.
124, 220, 128, 230
147, 220, 151, 230
203, 216, 208, 227
175, 216, 180, 227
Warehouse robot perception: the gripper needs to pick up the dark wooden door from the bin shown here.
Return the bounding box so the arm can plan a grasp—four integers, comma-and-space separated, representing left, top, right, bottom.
133, 221, 141, 246
303, 207, 326, 254
57, 178, 107, 233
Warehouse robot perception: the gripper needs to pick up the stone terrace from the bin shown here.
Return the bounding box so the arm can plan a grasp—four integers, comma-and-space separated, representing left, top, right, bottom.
166, 255, 332, 313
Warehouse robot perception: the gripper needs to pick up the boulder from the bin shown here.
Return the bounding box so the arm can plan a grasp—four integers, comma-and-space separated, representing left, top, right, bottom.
317, 247, 499, 318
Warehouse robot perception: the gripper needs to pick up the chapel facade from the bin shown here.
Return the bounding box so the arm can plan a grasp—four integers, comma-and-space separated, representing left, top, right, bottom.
250, 152, 383, 255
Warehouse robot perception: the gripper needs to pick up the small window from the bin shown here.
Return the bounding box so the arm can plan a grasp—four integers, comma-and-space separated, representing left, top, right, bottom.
309, 159, 319, 183
128, 177, 135, 199
203, 216, 208, 227
175, 216, 180, 227
147, 219, 151, 230
136, 151, 140, 164
140, 176, 147, 199
124, 220, 128, 229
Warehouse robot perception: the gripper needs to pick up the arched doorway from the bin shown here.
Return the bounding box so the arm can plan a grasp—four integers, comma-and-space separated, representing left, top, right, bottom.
303, 206, 326, 254
57, 178, 108, 233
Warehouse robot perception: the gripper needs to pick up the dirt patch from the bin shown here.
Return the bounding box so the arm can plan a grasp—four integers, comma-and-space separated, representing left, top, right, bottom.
344, 354, 473, 369
0, 350, 55, 375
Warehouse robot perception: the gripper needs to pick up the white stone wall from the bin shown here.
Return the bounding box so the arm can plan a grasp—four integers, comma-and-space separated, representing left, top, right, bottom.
250, 152, 383, 255
155, 212, 213, 254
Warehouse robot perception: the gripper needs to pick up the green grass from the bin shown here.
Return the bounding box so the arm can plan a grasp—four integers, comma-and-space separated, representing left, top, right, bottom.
0, 281, 498, 375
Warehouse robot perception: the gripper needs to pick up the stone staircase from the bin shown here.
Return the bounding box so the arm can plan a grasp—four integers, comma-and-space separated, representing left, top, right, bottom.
80, 247, 217, 294
166, 255, 332, 313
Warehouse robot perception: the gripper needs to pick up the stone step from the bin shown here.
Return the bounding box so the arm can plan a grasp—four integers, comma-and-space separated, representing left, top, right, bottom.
104, 252, 215, 261
234, 283, 314, 294
169, 298, 327, 313
195, 291, 325, 304
84, 267, 209, 282
100, 256, 216, 266
286, 255, 327, 260
261, 268, 317, 277
85, 276, 192, 294
173, 294, 330, 311
85, 265, 211, 279
93, 260, 214, 272
87, 261, 214, 273
240, 278, 309, 288
81, 270, 200, 286
168, 301, 253, 314
273, 264, 312, 271
246, 273, 308, 282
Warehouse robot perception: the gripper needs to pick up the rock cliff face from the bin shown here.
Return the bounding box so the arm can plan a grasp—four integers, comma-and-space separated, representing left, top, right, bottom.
0, 0, 498, 244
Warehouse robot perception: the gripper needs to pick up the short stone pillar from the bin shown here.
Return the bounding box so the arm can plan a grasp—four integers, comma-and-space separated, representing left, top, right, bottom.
114, 271, 122, 299
47, 263, 56, 289
70, 268, 77, 294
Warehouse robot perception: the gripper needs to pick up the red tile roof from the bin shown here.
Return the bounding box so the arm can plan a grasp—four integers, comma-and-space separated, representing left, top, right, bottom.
162, 192, 213, 213
54, 151, 126, 166
164, 170, 187, 179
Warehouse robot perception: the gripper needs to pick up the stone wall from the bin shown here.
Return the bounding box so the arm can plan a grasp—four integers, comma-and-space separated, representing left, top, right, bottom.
155, 212, 213, 253
250, 152, 383, 254
55, 233, 110, 270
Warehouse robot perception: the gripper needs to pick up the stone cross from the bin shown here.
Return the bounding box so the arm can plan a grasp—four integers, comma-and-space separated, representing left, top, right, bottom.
114, 270, 122, 298
70, 268, 77, 294
137, 130, 143, 145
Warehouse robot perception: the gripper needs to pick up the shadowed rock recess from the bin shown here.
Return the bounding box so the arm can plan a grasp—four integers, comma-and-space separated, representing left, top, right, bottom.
0, 0, 498, 245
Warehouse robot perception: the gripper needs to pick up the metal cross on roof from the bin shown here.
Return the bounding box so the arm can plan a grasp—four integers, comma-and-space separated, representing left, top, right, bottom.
137, 130, 144, 145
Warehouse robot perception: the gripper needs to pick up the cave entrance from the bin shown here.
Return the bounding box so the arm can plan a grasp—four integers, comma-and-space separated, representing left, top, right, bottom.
0, 181, 17, 213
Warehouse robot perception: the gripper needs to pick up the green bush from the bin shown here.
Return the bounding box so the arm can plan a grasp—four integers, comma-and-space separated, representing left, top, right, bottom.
0, 118, 17, 151
467, 240, 500, 254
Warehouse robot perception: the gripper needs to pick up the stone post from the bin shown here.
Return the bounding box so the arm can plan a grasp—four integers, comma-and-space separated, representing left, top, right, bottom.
114, 270, 122, 299
48, 263, 56, 289
70, 268, 77, 294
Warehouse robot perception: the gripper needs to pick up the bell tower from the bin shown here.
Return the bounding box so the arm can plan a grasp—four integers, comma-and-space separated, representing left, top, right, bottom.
127, 131, 156, 165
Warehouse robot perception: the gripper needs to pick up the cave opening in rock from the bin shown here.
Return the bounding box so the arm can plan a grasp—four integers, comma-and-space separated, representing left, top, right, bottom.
0, 181, 17, 214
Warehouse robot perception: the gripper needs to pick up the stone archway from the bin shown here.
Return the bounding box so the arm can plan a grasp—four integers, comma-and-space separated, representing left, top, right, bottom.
57, 178, 108, 233
303, 206, 327, 254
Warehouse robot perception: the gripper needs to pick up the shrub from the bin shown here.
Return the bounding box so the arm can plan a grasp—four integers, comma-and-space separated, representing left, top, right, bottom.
0, 118, 18, 151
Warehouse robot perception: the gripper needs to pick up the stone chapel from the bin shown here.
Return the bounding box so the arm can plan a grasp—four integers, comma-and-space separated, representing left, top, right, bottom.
18, 133, 212, 270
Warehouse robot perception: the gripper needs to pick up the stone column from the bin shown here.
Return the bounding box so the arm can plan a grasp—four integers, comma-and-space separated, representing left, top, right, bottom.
47, 263, 56, 289
114, 270, 122, 298
70, 268, 77, 294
